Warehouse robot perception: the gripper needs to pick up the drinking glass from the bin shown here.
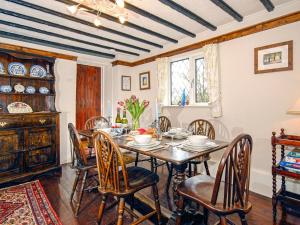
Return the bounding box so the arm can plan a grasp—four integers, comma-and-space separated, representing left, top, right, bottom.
168, 128, 177, 146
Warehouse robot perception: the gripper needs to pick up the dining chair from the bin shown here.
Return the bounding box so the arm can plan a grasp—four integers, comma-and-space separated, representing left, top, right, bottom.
159, 116, 172, 132
85, 116, 110, 130
187, 119, 216, 176
93, 130, 162, 225
68, 123, 98, 216
175, 134, 253, 225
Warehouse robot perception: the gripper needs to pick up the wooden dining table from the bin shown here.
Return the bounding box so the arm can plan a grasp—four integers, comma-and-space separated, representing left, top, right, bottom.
79, 129, 228, 225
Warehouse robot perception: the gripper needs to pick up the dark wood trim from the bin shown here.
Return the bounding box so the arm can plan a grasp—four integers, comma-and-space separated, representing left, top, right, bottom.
121, 75, 131, 91
139, 71, 151, 90
159, 0, 217, 31
0, 9, 150, 53
0, 31, 115, 59
5, 0, 163, 48
109, 0, 195, 38
55, 0, 178, 43
260, 0, 275, 12
112, 11, 300, 67
0, 43, 77, 61
0, 20, 139, 57
254, 40, 293, 74
210, 0, 243, 22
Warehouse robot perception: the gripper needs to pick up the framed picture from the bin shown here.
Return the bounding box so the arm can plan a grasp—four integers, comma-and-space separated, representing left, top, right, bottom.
139, 71, 151, 90
121, 75, 131, 91
254, 40, 293, 74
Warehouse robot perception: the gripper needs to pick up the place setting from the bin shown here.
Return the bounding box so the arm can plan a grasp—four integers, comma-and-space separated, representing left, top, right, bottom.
126, 134, 165, 152
178, 135, 219, 152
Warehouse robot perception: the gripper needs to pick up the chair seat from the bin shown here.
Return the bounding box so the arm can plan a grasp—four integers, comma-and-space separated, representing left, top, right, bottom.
127, 166, 159, 190
177, 175, 252, 214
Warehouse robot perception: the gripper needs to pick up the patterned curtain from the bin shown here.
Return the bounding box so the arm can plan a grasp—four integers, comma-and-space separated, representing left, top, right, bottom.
203, 44, 222, 117
156, 57, 169, 105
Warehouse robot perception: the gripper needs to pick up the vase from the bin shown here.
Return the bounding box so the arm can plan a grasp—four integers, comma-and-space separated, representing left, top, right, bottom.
132, 118, 140, 130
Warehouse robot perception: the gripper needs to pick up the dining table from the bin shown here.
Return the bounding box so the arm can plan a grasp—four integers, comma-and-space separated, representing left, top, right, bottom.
79, 129, 228, 225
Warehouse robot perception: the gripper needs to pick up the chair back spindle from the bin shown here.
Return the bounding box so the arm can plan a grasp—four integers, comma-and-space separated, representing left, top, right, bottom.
188, 119, 215, 139
211, 134, 253, 209
159, 116, 171, 132
93, 131, 129, 194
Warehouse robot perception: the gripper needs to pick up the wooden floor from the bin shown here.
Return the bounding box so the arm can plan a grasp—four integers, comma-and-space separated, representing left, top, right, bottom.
39, 163, 299, 225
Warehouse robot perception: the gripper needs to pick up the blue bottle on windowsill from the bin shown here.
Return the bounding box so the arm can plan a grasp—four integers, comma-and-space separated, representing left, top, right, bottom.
181, 89, 186, 107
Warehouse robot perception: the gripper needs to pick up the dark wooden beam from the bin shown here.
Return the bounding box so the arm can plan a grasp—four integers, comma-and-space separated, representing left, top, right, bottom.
107, 0, 195, 38
5, 0, 163, 48
0, 30, 115, 59
55, 0, 178, 43
0, 9, 150, 53
210, 0, 243, 22
259, 0, 275, 12
0, 20, 139, 56
111, 11, 300, 67
159, 0, 217, 31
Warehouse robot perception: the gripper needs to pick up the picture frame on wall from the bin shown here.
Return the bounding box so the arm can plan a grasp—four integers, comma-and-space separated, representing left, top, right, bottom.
139, 71, 150, 90
254, 40, 293, 74
121, 75, 131, 91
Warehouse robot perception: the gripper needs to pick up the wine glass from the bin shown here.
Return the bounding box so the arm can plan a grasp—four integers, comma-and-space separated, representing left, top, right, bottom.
168, 128, 177, 146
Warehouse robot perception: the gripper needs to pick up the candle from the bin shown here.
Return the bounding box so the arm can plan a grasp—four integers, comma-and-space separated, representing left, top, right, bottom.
107, 100, 111, 116
155, 98, 159, 123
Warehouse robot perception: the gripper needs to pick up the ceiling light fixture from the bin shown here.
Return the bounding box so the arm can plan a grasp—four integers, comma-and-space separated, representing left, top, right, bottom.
66, 0, 128, 25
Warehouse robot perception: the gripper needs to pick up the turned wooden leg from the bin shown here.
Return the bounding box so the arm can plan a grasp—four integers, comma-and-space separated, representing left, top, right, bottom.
166, 164, 173, 197
175, 195, 184, 225
70, 170, 80, 201
152, 184, 162, 225
272, 173, 277, 223
135, 152, 139, 167
172, 164, 187, 205
116, 198, 125, 225
239, 213, 248, 225
219, 216, 227, 225
204, 161, 210, 176
75, 170, 88, 216
203, 208, 209, 225
97, 195, 107, 225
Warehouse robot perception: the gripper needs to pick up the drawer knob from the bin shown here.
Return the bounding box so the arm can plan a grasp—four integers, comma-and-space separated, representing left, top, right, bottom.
39, 119, 46, 124
0, 122, 7, 127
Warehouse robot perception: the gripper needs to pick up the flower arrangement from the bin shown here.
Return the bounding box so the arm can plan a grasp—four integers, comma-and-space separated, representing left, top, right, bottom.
118, 95, 149, 130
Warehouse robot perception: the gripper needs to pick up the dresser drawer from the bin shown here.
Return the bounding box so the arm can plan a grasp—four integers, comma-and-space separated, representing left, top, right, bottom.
22, 115, 56, 127
0, 117, 24, 129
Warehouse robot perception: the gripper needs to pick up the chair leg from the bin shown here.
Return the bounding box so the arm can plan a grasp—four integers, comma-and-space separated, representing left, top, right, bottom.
219, 216, 227, 225
203, 208, 209, 225
166, 164, 173, 196
135, 153, 139, 167
193, 163, 198, 176
75, 170, 88, 216
70, 170, 80, 201
130, 194, 134, 211
97, 195, 107, 225
204, 161, 210, 176
239, 213, 248, 225
152, 184, 162, 225
175, 195, 185, 225
116, 198, 125, 225
188, 162, 192, 177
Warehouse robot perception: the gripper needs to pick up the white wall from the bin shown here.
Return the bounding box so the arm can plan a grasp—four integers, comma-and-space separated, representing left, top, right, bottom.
112, 21, 300, 197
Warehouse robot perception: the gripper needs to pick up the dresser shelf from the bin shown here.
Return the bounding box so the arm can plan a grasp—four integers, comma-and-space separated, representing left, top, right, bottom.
0, 73, 54, 81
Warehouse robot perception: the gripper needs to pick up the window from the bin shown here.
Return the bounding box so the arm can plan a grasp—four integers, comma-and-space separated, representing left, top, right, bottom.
170, 57, 208, 105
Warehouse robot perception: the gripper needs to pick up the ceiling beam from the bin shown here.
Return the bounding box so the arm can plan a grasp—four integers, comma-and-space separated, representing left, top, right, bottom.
210, 0, 243, 22
55, 0, 178, 43
107, 0, 195, 38
0, 31, 115, 59
0, 20, 139, 56
0, 9, 150, 53
159, 0, 217, 31
112, 11, 300, 67
259, 0, 275, 12
5, 0, 163, 48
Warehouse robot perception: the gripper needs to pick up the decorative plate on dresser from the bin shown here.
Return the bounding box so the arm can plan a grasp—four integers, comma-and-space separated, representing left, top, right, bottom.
25, 86, 36, 94
8, 62, 27, 76
39, 87, 50, 94
0, 62, 5, 74
7, 102, 33, 113
0, 85, 12, 93
14, 83, 25, 93
30, 65, 47, 78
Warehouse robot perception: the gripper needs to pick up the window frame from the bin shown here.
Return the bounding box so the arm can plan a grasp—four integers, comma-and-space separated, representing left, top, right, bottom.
194, 57, 209, 105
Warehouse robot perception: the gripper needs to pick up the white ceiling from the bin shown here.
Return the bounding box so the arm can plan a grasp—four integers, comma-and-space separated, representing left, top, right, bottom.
0, 0, 298, 62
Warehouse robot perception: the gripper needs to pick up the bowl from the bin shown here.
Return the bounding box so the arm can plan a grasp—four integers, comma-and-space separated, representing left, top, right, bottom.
188, 135, 208, 145
134, 134, 152, 144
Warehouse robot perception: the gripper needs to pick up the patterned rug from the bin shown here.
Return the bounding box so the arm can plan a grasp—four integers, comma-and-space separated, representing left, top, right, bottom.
0, 180, 62, 225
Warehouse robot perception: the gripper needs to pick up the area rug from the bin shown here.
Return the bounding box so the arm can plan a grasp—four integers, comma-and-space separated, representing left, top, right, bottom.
0, 180, 62, 225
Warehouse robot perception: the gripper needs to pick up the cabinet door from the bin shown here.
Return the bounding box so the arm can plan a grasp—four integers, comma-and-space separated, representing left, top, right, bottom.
0, 130, 23, 178
25, 127, 56, 170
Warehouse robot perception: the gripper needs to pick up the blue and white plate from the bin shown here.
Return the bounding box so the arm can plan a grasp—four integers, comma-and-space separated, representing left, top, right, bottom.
39, 87, 49, 94
0, 62, 5, 74
30, 65, 46, 78
8, 62, 27, 76
0, 85, 12, 93
26, 86, 36, 94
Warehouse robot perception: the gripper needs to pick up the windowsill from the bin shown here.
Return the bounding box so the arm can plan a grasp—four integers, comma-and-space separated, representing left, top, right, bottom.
162, 104, 210, 108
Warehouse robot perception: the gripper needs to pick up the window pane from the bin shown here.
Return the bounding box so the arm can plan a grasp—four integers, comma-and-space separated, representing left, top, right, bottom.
170, 59, 190, 105
195, 58, 209, 103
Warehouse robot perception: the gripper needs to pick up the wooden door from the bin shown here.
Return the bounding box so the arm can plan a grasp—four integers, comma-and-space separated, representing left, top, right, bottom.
76, 64, 101, 130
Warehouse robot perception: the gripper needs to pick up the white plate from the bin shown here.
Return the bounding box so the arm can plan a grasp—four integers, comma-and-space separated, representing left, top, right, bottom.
30, 65, 47, 78
182, 141, 218, 148
127, 140, 161, 148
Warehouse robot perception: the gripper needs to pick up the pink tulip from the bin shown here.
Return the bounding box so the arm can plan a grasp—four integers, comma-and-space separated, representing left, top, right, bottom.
131, 95, 137, 100
118, 101, 124, 106
143, 100, 150, 107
